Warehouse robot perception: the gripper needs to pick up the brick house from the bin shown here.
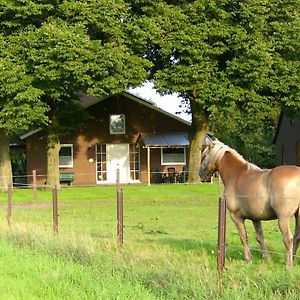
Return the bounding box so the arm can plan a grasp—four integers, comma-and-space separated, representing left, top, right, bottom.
22, 92, 191, 185
274, 112, 300, 166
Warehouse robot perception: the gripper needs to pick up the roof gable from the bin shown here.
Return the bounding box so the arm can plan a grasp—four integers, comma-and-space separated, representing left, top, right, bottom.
21, 92, 190, 140
82, 91, 190, 126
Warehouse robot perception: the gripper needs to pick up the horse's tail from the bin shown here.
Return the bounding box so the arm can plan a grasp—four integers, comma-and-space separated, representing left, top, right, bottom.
295, 206, 300, 226
293, 206, 300, 256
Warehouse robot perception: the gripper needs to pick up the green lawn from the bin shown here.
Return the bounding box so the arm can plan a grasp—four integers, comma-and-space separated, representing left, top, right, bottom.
0, 184, 299, 299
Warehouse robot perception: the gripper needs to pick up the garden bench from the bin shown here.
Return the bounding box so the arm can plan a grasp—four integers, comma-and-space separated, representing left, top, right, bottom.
59, 172, 75, 185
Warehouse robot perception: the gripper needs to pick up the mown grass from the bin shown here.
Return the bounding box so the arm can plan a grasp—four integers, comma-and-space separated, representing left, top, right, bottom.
0, 183, 299, 299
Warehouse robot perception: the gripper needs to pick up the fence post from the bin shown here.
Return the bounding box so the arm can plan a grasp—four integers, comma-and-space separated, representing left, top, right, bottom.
147, 147, 151, 186
217, 195, 227, 291
117, 189, 124, 245
116, 167, 123, 245
7, 183, 12, 228
32, 169, 37, 200
52, 185, 59, 234
116, 166, 120, 193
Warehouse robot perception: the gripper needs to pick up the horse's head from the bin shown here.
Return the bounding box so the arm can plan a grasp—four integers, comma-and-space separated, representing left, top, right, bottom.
199, 139, 227, 181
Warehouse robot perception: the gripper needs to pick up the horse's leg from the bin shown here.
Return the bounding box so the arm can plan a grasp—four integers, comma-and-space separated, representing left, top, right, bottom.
252, 220, 271, 261
278, 217, 293, 267
293, 209, 300, 257
230, 213, 252, 262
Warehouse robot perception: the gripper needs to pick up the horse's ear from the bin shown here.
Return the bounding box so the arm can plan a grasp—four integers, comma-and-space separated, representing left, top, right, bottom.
204, 134, 217, 149
205, 138, 214, 149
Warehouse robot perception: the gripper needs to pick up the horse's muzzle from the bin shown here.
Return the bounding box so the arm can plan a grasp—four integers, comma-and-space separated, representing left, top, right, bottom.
199, 164, 213, 181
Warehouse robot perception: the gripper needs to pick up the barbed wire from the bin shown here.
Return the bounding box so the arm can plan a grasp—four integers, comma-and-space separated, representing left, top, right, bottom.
1, 178, 300, 201
0, 185, 298, 263
200, 239, 300, 260
1, 169, 203, 178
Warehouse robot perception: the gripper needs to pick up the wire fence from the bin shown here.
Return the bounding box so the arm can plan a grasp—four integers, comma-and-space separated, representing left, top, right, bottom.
0, 183, 297, 257
2, 169, 216, 190
1, 172, 300, 290
1, 170, 299, 292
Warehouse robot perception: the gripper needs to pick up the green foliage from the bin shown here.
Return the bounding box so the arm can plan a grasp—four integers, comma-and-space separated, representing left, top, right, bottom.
0, 40, 48, 133
211, 107, 278, 167
0, 0, 151, 135
129, 0, 300, 166
145, 0, 300, 108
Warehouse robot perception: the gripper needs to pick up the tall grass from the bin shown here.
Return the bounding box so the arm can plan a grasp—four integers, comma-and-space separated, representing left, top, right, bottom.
0, 184, 299, 299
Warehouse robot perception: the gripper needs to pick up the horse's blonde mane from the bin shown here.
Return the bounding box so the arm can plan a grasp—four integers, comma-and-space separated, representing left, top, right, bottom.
213, 140, 261, 171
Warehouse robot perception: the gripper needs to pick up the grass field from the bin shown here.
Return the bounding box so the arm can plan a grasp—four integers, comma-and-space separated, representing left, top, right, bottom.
0, 183, 299, 299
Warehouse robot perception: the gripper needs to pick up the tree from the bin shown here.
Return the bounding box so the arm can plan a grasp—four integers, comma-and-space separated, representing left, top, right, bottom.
129, 0, 300, 181
0, 36, 47, 191
0, 0, 151, 187
210, 106, 279, 168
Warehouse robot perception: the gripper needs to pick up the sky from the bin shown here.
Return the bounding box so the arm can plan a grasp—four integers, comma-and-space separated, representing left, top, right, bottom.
128, 82, 191, 122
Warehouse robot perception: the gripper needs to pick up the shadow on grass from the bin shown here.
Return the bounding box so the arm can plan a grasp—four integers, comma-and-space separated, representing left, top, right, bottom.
139, 236, 288, 265
141, 237, 217, 254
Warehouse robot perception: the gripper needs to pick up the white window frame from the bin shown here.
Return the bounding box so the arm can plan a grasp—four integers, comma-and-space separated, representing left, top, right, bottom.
109, 114, 126, 134
161, 147, 186, 165
96, 144, 107, 182
129, 143, 141, 181
59, 144, 74, 168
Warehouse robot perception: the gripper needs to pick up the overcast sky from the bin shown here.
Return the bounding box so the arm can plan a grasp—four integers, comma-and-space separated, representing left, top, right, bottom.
128, 82, 191, 122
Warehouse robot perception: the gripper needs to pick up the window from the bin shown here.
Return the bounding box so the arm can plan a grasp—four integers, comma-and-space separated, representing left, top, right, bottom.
59, 144, 73, 168
130, 144, 140, 181
110, 114, 125, 134
96, 144, 107, 181
161, 147, 186, 165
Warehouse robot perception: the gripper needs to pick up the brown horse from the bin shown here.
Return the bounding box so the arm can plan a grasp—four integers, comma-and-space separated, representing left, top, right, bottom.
199, 139, 300, 267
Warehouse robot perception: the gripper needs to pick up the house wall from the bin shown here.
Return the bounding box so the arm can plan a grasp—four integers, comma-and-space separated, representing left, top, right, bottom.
26, 136, 47, 184
26, 94, 190, 186
275, 114, 300, 166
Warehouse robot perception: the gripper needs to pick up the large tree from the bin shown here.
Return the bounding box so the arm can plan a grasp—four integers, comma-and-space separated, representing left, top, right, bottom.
129, 0, 300, 181
0, 36, 47, 191
210, 106, 279, 168
0, 0, 151, 187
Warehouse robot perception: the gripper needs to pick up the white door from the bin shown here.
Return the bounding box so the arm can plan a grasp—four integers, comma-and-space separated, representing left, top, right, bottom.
106, 144, 130, 183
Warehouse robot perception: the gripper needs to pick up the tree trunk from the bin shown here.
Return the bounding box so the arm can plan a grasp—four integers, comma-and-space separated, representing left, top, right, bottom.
0, 129, 13, 192
187, 100, 209, 183
46, 115, 61, 188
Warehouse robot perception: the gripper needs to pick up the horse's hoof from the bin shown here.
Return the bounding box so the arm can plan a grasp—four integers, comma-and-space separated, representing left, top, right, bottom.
245, 258, 252, 264
263, 254, 271, 262
285, 261, 293, 270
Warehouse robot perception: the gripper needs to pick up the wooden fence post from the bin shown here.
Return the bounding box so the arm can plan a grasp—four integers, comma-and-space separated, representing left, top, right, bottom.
217, 195, 227, 291
116, 166, 120, 193
116, 167, 123, 245
52, 185, 59, 234
117, 189, 124, 245
32, 169, 37, 200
